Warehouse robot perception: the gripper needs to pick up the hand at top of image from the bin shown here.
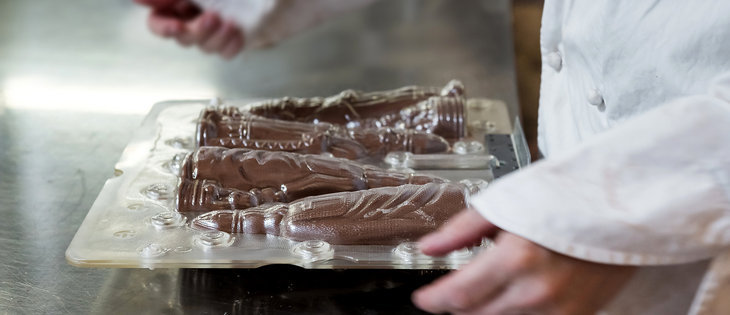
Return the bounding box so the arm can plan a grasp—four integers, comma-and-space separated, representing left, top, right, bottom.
135, 0, 244, 59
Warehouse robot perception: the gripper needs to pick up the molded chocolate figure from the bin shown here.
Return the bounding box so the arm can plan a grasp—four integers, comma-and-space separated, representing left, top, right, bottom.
192, 183, 469, 245
177, 179, 286, 212
248, 80, 462, 121
177, 147, 446, 212
197, 113, 362, 158
353, 95, 466, 140
197, 111, 451, 160
246, 80, 466, 140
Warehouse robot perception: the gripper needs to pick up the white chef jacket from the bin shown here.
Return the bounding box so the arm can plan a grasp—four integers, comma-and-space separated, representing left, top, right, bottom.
190, 0, 730, 313
469, 1, 730, 314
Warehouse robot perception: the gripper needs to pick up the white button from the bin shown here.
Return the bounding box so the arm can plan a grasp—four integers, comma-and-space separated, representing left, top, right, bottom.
546, 51, 562, 71
587, 88, 604, 106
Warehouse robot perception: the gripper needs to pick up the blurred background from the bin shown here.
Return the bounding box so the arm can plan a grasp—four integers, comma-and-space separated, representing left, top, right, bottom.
0, 0, 542, 143
0, 0, 542, 313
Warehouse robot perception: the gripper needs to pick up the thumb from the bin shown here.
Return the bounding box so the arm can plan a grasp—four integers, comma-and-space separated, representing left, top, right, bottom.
418, 207, 498, 256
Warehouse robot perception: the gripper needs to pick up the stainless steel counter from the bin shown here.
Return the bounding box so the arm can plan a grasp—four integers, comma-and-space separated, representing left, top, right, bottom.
0, 0, 518, 313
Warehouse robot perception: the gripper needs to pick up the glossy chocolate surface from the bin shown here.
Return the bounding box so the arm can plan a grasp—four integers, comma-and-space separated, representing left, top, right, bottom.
197, 111, 450, 160
177, 147, 445, 212
187, 82, 469, 242
192, 183, 468, 245
177, 179, 287, 212
247, 80, 466, 140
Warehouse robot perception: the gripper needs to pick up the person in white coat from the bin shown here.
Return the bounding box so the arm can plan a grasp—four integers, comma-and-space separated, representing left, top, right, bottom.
414, 2, 730, 314
136, 0, 730, 313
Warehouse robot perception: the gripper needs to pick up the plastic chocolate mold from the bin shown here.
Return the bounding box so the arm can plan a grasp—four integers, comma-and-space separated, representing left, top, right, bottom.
67, 84, 527, 269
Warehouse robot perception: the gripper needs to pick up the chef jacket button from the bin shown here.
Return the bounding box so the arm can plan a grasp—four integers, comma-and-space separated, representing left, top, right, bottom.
587, 88, 604, 106
546, 51, 562, 71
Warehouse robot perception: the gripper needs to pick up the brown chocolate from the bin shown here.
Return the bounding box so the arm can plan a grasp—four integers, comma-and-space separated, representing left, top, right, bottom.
177, 147, 446, 212
196, 111, 450, 160
247, 80, 466, 140
197, 113, 351, 157
347, 123, 452, 155
192, 183, 468, 245
176, 179, 287, 212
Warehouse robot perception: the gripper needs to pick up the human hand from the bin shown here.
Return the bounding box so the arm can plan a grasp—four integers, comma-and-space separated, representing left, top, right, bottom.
134, 0, 245, 59
413, 209, 636, 315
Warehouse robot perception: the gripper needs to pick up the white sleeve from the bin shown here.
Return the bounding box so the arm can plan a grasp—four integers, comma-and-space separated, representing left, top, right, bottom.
470, 72, 730, 265
191, 0, 377, 49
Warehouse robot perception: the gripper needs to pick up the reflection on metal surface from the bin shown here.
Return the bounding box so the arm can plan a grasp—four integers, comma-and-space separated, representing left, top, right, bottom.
90, 267, 448, 314
178, 267, 447, 314
90, 269, 182, 314
3, 76, 217, 114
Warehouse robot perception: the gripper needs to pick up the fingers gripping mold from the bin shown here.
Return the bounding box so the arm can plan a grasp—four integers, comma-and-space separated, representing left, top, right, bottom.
66, 81, 524, 269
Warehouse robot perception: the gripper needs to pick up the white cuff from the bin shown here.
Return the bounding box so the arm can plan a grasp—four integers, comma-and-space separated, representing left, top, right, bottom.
471, 83, 730, 265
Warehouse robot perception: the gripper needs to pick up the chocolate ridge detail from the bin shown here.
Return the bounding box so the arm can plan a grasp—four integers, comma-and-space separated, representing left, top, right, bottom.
176, 178, 289, 212
192, 182, 469, 245
196, 110, 451, 159
247, 83, 447, 125
243, 80, 467, 141
177, 147, 447, 211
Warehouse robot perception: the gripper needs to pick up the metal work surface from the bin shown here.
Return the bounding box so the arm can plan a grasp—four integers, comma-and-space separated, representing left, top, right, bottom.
0, 0, 518, 313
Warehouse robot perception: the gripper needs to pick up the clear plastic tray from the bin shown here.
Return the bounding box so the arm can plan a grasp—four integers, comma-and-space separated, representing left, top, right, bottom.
66, 98, 525, 269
